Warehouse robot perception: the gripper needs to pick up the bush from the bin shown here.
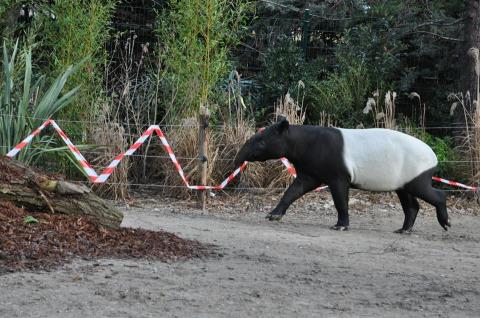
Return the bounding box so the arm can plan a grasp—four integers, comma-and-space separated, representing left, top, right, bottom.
40, 0, 116, 123
0, 41, 81, 164
415, 131, 459, 179
310, 57, 371, 127
156, 0, 249, 121
257, 36, 329, 123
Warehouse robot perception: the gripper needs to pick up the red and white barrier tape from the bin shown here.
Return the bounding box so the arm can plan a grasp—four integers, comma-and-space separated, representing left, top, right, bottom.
431, 176, 478, 191
6, 120, 478, 193
6, 120, 248, 189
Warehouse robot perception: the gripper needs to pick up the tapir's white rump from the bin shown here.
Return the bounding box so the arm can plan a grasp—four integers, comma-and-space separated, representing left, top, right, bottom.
338, 128, 437, 191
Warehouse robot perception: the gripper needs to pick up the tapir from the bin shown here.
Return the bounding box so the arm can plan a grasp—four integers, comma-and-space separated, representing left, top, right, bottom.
234, 117, 450, 233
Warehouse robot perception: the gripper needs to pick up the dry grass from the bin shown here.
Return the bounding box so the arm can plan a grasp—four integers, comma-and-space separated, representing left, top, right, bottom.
449, 92, 480, 182
468, 47, 480, 181
150, 118, 210, 198
88, 103, 130, 200
318, 110, 336, 127
474, 104, 480, 180
448, 47, 480, 183
363, 89, 397, 129
274, 92, 306, 125
148, 93, 308, 197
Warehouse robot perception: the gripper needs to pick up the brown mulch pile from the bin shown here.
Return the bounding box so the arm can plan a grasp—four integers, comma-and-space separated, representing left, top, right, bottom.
0, 200, 210, 274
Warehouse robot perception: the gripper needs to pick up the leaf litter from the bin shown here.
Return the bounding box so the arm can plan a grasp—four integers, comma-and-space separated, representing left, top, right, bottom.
0, 200, 210, 274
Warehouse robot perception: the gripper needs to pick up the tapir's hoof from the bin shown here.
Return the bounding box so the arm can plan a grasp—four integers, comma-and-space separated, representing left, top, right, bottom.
442, 219, 451, 231
266, 214, 284, 221
440, 218, 451, 231
330, 225, 349, 231
394, 228, 413, 234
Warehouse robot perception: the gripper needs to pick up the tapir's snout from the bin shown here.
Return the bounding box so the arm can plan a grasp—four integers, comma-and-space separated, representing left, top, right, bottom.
233, 156, 242, 168
234, 145, 247, 167
234, 139, 253, 167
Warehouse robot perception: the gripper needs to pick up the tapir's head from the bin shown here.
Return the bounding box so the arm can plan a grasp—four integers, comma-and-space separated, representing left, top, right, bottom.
234, 116, 290, 167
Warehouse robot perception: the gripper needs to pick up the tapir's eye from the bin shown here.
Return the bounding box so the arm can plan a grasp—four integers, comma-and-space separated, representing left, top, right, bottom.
258, 140, 266, 148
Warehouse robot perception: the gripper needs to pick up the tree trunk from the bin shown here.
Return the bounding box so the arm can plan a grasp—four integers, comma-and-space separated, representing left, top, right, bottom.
0, 156, 123, 228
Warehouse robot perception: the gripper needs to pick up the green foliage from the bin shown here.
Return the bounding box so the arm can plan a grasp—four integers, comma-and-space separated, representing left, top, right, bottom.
310, 57, 371, 126
256, 35, 372, 126
337, 24, 403, 88
0, 41, 82, 163
241, 0, 464, 126
259, 37, 317, 100
416, 131, 458, 178
41, 0, 116, 122
257, 36, 327, 122
0, 0, 22, 38
0, 0, 19, 19
156, 0, 249, 120
23, 215, 39, 224
337, 0, 463, 123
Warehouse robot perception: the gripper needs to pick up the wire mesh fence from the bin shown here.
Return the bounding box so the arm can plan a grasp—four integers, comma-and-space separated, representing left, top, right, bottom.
1, 114, 478, 194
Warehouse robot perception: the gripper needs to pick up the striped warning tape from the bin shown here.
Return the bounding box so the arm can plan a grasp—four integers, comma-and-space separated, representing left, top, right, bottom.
6, 120, 248, 189
431, 176, 478, 191
5, 119, 478, 194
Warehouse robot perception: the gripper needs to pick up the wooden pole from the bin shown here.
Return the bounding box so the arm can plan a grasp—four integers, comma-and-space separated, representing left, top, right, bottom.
198, 105, 210, 210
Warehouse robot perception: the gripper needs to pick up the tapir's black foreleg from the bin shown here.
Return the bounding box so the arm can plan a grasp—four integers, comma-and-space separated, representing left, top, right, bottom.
329, 179, 350, 231
266, 174, 318, 221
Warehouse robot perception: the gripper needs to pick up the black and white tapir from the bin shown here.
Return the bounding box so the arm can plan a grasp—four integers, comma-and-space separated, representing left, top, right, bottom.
234, 117, 450, 233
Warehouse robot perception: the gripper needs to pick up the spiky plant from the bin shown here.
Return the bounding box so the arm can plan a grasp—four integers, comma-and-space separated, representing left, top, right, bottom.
0, 41, 81, 163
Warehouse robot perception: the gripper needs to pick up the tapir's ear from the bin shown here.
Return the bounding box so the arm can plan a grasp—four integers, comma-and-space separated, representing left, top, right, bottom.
276, 116, 289, 133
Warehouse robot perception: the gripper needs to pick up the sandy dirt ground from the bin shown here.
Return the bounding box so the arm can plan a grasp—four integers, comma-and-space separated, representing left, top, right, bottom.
1, 192, 479, 317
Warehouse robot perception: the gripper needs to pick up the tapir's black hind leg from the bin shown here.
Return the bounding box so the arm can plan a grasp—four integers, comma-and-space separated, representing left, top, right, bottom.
266, 174, 318, 221
329, 179, 350, 231
403, 169, 451, 231
394, 190, 420, 234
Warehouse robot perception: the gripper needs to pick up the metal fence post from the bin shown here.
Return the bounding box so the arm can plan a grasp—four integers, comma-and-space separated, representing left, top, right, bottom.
302, 9, 311, 60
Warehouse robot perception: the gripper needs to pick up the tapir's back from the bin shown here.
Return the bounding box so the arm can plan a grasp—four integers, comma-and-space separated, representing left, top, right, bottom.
338, 128, 437, 191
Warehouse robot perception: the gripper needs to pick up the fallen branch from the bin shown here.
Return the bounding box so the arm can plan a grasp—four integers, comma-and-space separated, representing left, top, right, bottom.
0, 155, 123, 228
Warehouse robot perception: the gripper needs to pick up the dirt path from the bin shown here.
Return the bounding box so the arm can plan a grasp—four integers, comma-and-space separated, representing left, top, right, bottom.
1, 195, 480, 317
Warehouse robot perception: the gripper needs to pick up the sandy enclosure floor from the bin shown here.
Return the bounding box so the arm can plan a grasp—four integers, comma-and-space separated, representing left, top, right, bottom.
1, 192, 479, 318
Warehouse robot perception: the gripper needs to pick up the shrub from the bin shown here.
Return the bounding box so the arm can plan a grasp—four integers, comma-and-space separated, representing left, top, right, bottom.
156, 0, 249, 121
258, 36, 326, 123
0, 41, 81, 164
41, 0, 117, 123
310, 58, 371, 127
412, 131, 460, 180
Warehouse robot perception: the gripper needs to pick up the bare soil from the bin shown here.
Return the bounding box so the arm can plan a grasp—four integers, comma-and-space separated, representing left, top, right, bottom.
1, 191, 479, 317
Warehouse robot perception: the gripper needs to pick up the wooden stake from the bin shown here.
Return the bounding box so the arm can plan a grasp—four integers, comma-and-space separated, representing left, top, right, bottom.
198, 105, 210, 210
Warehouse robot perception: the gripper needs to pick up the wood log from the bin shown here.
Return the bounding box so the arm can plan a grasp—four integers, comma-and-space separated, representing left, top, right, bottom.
0, 155, 123, 228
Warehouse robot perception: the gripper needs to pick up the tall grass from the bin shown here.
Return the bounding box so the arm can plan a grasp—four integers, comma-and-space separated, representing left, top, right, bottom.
149, 92, 307, 198
312, 59, 370, 126
156, 0, 249, 120
363, 89, 397, 129
468, 47, 480, 181
0, 41, 81, 163
42, 0, 116, 123
446, 48, 480, 183
89, 103, 130, 200
84, 33, 160, 199
448, 91, 479, 183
